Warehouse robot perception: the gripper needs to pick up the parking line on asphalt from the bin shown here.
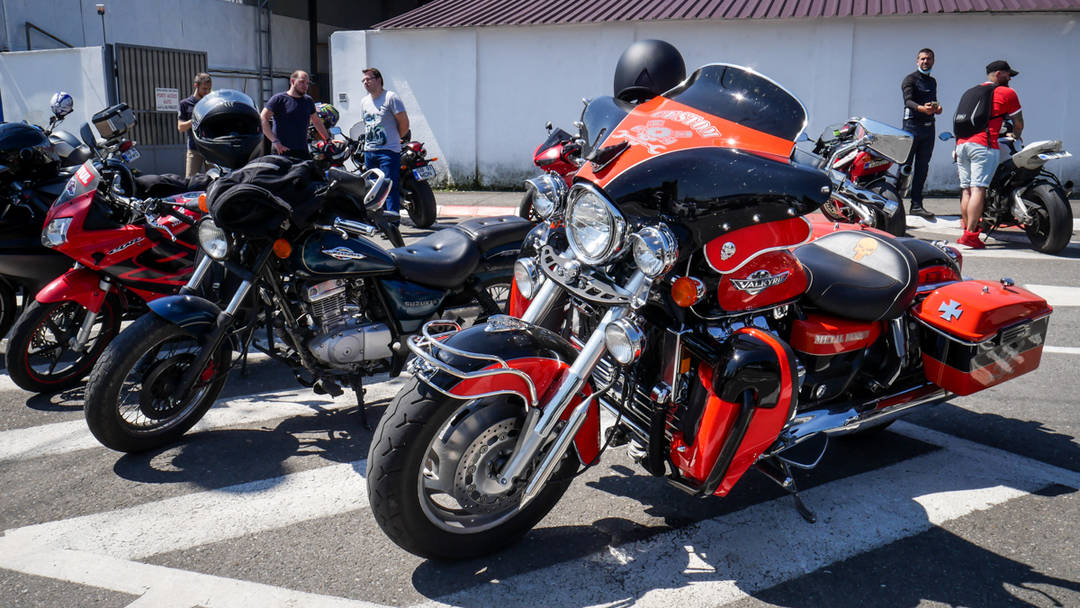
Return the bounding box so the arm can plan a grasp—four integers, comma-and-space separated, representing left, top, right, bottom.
2, 420, 1078, 607
437, 204, 516, 218
1023, 284, 1080, 306
0, 374, 409, 462
1045, 346, 1080, 355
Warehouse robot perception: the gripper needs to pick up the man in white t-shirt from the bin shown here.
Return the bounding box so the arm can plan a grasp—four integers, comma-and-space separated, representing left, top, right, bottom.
360, 67, 410, 215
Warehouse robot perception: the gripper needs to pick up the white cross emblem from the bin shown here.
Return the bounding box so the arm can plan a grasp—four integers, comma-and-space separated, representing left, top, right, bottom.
938, 300, 963, 321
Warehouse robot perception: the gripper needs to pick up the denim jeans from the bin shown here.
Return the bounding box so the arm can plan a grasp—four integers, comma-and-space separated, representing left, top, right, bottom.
365, 150, 402, 213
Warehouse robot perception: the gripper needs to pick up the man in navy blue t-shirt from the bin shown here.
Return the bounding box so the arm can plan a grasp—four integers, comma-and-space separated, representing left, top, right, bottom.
260, 70, 329, 160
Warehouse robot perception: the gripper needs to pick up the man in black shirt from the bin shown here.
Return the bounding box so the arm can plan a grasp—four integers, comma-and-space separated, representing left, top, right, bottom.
260, 70, 329, 161
901, 48, 942, 219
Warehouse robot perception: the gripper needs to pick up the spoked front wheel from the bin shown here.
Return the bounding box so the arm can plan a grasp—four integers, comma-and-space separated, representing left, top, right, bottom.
84, 314, 230, 452
367, 381, 577, 559
5, 298, 121, 393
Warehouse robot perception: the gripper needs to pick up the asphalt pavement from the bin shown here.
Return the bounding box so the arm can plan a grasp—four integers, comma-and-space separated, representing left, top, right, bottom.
1, 191, 1078, 608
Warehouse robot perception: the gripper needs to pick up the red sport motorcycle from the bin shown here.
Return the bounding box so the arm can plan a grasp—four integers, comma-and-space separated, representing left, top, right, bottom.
517, 121, 584, 221
811, 117, 913, 236
366, 63, 1052, 559
4, 160, 203, 392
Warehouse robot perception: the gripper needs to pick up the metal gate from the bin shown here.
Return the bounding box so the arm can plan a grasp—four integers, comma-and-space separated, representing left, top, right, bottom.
115, 44, 208, 147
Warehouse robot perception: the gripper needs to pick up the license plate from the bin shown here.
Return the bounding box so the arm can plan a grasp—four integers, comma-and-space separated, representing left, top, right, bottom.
121, 148, 141, 163
412, 165, 435, 181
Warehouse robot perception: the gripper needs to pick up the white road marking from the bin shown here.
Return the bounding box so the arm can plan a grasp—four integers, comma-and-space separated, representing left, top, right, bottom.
907, 215, 1080, 233
412, 421, 1080, 608
1, 459, 369, 560
0, 374, 410, 462
1024, 284, 1080, 306
2, 419, 1076, 608
1045, 346, 1080, 355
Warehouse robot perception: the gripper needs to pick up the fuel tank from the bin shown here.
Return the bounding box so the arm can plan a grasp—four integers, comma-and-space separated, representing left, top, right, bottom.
706, 216, 812, 312
291, 231, 396, 278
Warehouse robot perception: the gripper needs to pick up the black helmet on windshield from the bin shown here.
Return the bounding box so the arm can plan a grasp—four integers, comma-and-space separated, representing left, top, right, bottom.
192, 90, 262, 170
613, 39, 686, 103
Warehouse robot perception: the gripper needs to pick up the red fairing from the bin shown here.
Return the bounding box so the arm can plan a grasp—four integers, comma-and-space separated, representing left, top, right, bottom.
669, 327, 797, 496
849, 151, 891, 180
807, 213, 892, 240
704, 216, 812, 274
447, 357, 600, 463
790, 314, 883, 355
35, 267, 110, 311
716, 250, 808, 311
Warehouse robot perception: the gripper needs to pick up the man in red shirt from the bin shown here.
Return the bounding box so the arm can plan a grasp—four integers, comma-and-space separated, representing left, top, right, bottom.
955, 60, 1024, 249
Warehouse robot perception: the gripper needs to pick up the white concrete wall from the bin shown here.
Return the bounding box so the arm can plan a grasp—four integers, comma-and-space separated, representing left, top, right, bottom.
331, 13, 1080, 191
0, 46, 108, 132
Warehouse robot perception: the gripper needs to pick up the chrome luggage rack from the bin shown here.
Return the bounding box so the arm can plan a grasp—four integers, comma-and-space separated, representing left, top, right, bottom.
406, 317, 540, 406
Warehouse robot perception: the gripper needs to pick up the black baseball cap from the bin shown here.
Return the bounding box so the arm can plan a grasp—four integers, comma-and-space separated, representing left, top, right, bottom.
986, 60, 1018, 76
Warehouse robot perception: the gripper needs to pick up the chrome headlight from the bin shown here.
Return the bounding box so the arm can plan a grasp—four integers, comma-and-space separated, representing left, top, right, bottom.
197, 218, 229, 260
42, 217, 73, 248
523, 172, 568, 220
566, 184, 626, 265
604, 318, 644, 364
630, 224, 679, 278
513, 257, 543, 299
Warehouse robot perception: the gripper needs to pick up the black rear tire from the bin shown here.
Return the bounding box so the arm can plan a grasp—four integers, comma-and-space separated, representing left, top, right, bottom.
6, 298, 121, 393
403, 176, 437, 229
1022, 183, 1073, 254
0, 280, 18, 341
84, 314, 230, 453
367, 380, 576, 559
870, 183, 906, 237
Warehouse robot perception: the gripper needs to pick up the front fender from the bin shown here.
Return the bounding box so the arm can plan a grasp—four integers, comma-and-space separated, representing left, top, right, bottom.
414, 321, 601, 464
36, 267, 109, 312
148, 294, 222, 335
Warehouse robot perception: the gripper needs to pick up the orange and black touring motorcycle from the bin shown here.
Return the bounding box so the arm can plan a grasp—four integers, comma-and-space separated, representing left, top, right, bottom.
366, 64, 1053, 559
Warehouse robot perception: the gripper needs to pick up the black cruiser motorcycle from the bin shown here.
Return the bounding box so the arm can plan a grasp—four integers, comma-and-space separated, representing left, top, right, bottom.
83, 160, 532, 453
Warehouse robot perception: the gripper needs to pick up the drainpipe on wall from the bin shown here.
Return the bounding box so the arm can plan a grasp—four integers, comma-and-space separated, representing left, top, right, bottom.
308, 0, 318, 96
0, 0, 10, 51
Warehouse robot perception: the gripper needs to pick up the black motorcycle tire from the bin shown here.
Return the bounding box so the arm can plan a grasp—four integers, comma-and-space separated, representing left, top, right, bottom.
84, 314, 230, 453
1022, 183, 1073, 255
869, 183, 906, 237
6, 298, 121, 393
367, 380, 577, 560
0, 279, 18, 340
402, 176, 437, 229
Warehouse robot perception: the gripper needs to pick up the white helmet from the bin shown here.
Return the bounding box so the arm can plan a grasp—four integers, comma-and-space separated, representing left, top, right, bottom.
50, 91, 74, 118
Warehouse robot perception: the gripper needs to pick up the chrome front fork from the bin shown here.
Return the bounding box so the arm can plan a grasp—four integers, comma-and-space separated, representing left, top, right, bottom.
498, 269, 647, 502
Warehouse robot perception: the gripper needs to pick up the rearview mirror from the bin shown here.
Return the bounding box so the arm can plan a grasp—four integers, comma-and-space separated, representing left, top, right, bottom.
796, 133, 812, 143
855, 118, 912, 164
938, 132, 954, 141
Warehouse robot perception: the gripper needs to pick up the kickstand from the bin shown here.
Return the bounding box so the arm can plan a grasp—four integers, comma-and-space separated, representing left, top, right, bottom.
351, 379, 370, 430
757, 457, 817, 524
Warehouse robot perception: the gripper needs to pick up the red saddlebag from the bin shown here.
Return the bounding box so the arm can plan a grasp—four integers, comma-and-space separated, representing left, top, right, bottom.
913, 280, 1051, 396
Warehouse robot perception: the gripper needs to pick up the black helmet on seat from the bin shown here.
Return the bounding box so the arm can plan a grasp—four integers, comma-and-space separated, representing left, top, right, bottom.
613, 39, 686, 103
192, 90, 262, 170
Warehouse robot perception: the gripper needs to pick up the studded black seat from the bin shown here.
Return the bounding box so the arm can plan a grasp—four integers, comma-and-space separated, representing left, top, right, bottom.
792, 230, 917, 321
451, 215, 532, 254
389, 229, 480, 289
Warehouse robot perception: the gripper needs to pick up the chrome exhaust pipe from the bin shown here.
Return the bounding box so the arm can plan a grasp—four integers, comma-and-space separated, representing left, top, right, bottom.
767, 384, 949, 459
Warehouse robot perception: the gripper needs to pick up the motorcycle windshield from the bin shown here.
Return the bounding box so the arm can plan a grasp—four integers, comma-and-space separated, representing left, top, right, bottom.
663, 64, 808, 141
53, 161, 100, 208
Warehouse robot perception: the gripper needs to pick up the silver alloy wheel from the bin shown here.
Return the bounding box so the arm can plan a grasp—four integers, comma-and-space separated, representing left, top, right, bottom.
416, 398, 531, 533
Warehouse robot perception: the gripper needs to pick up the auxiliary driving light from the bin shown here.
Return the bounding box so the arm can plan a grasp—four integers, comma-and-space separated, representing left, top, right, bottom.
604, 318, 644, 364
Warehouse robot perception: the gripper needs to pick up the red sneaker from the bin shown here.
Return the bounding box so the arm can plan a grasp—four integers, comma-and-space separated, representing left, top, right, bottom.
957, 231, 986, 249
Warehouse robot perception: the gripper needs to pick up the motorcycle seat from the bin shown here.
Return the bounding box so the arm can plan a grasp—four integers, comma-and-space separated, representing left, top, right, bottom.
894, 237, 958, 272
793, 230, 917, 321
389, 229, 481, 289
451, 215, 532, 254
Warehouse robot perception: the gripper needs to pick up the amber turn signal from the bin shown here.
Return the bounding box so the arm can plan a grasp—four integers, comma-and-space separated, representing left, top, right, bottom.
197, 193, 209, 213
671, 276, 705, 307
273, 238, 292, 259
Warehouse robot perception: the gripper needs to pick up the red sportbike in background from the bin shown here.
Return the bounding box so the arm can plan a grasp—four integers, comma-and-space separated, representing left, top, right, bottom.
5, 161, 203, 393
366, 63, 1052, 560
811, 117, 913, 236
517, 122, 583, 221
